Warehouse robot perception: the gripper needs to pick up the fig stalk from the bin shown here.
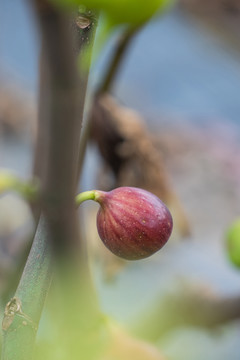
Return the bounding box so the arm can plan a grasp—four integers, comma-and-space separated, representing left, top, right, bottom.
76, 190, 97, 205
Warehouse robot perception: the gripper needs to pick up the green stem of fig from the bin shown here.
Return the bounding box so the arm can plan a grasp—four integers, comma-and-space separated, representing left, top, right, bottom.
75, 190, 98, 206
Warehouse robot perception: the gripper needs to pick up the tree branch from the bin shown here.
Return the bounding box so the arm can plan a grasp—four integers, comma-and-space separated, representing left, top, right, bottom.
1, 2, 99, 359
1, 216, 52, 360
77, 26, 140, 182
97, 26, 140, 95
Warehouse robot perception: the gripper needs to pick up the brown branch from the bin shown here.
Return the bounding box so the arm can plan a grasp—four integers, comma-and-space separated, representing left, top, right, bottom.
32, 1, 94, 257
1, 2, 100, 360
32, 2, 102, 358
97, 26, 140, 95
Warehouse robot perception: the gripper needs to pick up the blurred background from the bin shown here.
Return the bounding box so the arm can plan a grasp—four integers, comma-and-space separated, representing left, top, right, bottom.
1, 1, 240, 359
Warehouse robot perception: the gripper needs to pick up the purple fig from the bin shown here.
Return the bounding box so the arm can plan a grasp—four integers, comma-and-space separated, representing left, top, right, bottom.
94, 187, 173, 260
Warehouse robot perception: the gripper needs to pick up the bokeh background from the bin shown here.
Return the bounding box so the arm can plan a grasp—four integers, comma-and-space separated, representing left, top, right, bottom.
1, 1, 240, 359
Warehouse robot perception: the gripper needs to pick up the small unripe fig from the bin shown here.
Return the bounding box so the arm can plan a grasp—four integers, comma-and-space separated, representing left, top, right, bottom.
94, 187, 173, 260
226, 219, 240, 268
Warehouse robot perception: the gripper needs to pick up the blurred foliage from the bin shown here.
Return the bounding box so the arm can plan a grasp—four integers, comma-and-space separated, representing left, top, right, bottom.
52, 0, 175, 26
0, 170, 20, 193
33, 270, 166, 360
226, 218, 240, 268
0, 169, 38, 201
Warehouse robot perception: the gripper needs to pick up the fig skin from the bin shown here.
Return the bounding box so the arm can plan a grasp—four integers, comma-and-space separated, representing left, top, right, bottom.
95, 187, 173, 260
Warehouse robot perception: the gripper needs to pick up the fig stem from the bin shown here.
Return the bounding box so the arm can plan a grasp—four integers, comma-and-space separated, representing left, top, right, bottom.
75, 190, 97, 206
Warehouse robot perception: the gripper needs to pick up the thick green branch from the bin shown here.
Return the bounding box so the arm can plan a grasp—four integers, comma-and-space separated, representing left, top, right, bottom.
1, 216, 52, 360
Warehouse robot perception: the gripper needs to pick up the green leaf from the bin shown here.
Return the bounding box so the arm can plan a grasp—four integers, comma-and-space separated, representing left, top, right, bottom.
52, 0, 175, 26
226, 218, 240, 268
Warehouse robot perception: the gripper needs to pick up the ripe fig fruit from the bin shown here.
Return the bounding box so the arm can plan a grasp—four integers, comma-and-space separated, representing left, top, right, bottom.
94, 187, 173, 260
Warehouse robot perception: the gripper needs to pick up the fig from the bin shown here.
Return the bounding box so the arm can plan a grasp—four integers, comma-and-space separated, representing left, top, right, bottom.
94, 187, 173, 260
226, 219, 240, 268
